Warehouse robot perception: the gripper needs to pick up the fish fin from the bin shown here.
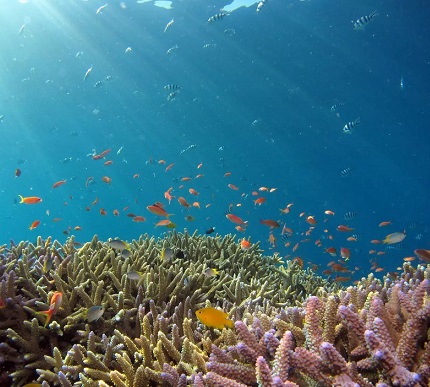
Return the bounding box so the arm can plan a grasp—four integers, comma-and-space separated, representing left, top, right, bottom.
18, 195, 24, 203
225, 319, 234, 329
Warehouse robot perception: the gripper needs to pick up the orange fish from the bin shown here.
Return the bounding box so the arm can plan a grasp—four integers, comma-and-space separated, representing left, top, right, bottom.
18, 195, 42, 204
104, 160, 113, 166
325, 247, 337, 256
36, 291, 62, 327
52, 179, 67, 189
29, 220, 40, 230
379, 221, 392, 227
189, 188, 199, 196
324, 210, 335, 215
178, 197, 191, 209
52, 218, 62, 222
100, 208, 106, 216
113, 209, 119, 216
195, 307, 234, 329
268, 233, 277, 248
181, 177, 192, 182
196, 174, 204, 178
74, 226, 82, 231
133, 216, 146, 222
337, 225, 354, 232
224, 172, 232, 177
99, 148, 111, 158
155, 219, 172, 227
226, 213, 248, 226
370, 239, 381, 244
340, 247, 350, 261
133, 173, 140, 179
165, 163, 175, 172
240, 238, 251, 250
292, 242, 299, 252
306, 216, 317, 225
280, 207, 290, 214
260, 219, 280, 228
192, 201, 200, 209
197, 162, 203, 169
147, 204, 171, 217
414, 249, 430, 263
259, 186, 269, 192
92, 197, 99, 206
228, 183, 239, 191
254, 197, 266, 206
164, 187, 175, 204
101, 176, 112, 184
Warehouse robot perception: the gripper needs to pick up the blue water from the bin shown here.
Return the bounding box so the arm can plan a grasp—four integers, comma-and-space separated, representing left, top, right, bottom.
1, 0, 429, 281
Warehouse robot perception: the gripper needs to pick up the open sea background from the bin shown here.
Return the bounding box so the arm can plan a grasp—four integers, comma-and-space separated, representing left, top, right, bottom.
0, 0, 429, 282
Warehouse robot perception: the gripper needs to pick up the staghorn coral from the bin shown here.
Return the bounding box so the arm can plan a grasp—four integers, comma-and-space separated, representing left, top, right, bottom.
2, 232, 428, 387
205, 263, 430, 387
0, 232, 336, 386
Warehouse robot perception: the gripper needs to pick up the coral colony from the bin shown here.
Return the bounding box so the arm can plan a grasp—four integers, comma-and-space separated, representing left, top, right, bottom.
0, 231, 429, 386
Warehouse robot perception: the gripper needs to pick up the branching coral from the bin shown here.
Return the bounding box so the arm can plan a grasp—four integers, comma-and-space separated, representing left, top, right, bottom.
0, 232, 336, 386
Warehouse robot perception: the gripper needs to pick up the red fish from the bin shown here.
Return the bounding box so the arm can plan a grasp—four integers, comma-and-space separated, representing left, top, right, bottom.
260, 219, 280, 228
226, 213, 247, 226
337, 225, 354, 232
36, 291, 63, 327
178, 197, 191, 209
52, 179, 67, 189
414, 249, 430, 263
147, 203, 171, 217
133, 216, 146, 222
340, 247, 350, 261
29, 220, 40, 230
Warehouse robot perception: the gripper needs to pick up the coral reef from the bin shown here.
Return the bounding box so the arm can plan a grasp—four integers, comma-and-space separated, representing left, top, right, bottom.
206, 264, 430, 386
0, 232, 336, 386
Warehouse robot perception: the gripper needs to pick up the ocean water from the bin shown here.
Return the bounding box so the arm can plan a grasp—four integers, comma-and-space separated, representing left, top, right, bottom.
0, 0, 429, 282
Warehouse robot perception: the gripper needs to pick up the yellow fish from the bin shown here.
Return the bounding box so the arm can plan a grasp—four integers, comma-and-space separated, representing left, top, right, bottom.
382, 231, 406, 245
195, 307, 234, 329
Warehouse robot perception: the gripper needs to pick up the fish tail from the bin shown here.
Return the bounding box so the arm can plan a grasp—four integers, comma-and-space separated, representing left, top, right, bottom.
18, 195, 24, 203
225, 319, 234, 328
35, 310, 52, 327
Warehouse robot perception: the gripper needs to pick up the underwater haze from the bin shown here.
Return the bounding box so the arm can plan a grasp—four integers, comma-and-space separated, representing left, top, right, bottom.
0, 0, 429, 282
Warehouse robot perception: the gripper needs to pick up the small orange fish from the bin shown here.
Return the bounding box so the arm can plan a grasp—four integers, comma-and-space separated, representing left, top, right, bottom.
29, 220, 40, 230
324, 210, 335, 215
189, 188, 199, 196
306, 216, 317, 225
104, 160, 113, 166
325, 247, 337, 256
226, 213, 247, 226
192, 201, 200, 209
224, 172, 232, 177
340, 247, 350, 261
181, 177, 192, 181
196, 174, 204, 178
155, 219, 172, 227
52, 218, 62, 222
260, 219, 280, 228
113, 209, 119, 216
259, 186, 269, 192
92, 197, 99, 206
133, 173, 140, 179
36, 291, 63, 327
133, 216, 146, 222
197, 162, 203, 169
164, 187, 175, 204
101, 176, 112, 184
414, 249, 430, 263
337, 225, 354, 232
165, 163, 175, 172
292, 242, 299, 252
100, 208, 106, 216
403, 257, 415, 262
74, 226, 82, 231
228, 183, 239, 191
254, 197, 266, 206
379, 221, 392, 227
99, 148, 111, 158
370, 239, 381, 244
240, 238, 251, 250
195, 307, 234, 329
147, 204, 171, 217
52, 179, 67, 189
178, 197, 191, 209
18, 195, 42, 204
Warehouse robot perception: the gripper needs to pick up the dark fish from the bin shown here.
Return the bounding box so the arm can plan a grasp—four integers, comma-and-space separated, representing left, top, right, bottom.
205, 227, 215, 235
340, 167, 351, 178
330, 101, 345, 112
344, 211, 358, 220
207, 12, 228, 24
342, 118, 360, 134
175, 250, 187, 259
164, 84, 181, 91
385, 243, 406, 251
353, 11, 377, 30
